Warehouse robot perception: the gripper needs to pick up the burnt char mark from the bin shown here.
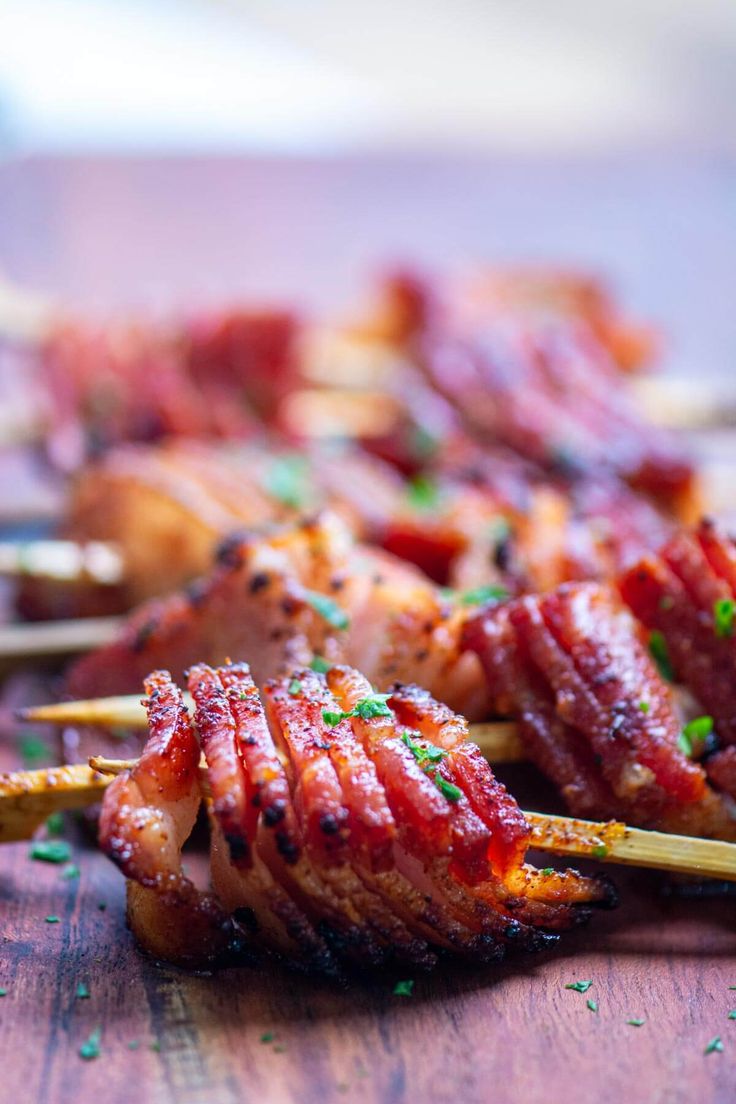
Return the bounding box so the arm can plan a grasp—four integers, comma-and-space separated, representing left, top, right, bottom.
185, 577, 210, 608
224, 832, 250, 864
275, 829, 300, 864
215, 530, 249, 568
262, 799, 287, 826
249, 571, 271, 594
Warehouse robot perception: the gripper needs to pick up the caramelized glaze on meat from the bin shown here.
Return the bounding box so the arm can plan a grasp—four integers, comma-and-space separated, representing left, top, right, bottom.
99, 661, 613, 972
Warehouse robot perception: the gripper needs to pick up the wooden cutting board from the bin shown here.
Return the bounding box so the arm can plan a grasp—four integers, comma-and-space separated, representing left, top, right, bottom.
2, 153, 736, 1103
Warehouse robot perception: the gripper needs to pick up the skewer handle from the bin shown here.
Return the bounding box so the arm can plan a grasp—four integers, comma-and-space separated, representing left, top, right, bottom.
0, 764, 109, 843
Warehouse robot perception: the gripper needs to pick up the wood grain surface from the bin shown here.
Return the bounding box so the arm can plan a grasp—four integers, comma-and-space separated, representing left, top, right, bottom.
1, 154, 735, 1104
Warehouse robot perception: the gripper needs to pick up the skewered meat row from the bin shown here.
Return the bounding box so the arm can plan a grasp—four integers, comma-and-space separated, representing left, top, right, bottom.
98, 662, 613, 970
72, 508, 736, 843
620, 518, 736, 800
370, 270, 698, 522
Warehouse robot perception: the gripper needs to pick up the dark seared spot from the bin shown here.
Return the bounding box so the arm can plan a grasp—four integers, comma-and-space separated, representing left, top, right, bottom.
275, 830, 299, 863
372, 573, 385, 586
504, 920, 522, 939
319, 813, 341, 836
233, 906, 259, 933
185, 578, 209, 608
225, 833, 249, 863
281, 596, 298, 616
249, 572, 270, 594
132, 618, 157, 654
414, 650, 429, 663
330, 576, 345, 592
216, 531, 248, 568
263, 800, 286, 826
493, 537, 512, 572
314, 740, 332, 751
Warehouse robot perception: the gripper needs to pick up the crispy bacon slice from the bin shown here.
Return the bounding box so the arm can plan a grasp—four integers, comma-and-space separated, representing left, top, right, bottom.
97, 670, 231, 965
620, 518, 736, 749
101, 661, 612, 972
463, 582, 713, 829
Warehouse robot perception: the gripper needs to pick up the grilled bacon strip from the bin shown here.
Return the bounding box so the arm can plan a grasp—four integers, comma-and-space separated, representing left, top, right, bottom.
97, 670, 231, 965
462, 582, 726, 833
99, 662, 613, 972
620, 519, 736, 757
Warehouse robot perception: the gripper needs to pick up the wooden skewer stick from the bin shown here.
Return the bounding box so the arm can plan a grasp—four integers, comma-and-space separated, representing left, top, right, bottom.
18, 696, 525, 764
0, 763, 109, 843
0, 617, 123, 671
0, 540, 125, 585
2, 748, 734, 881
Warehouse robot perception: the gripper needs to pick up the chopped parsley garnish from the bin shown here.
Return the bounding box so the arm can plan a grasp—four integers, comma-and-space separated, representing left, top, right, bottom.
76, 983, 90, 999
303, 590, 350, 631
0, 988, 6, 997
287, 679, 302, 696
79, 1027, 102, 1060
406, 474, 440, 512
638, 701, 650, 714
29, 840, 71, 864
627, 1018, 646, 1027
61, 864, 80, 880
434, 773, 462, 803
19, 735, 51, 767
714, 598, 735, 639
401, 731, 445, 766
127, 1041, 140, 1050
459, 584, 509, 607
705, 1036, 724, 1055
309, 655, 332, 674
541, 867, 555, 876
151, 1041, 161, 1053
264, 454, 312, 509
260, 1032, 275, 1044
393, 979, 415, 997
565, 981, 593, 993
323, 694, 392, 728
411, 426, 439, 460
45, 915, 60, 924
46, 812, 64, 836
728, 1010, 736, 1020
678, 715, 714, 757
97, 902, 107, 911
649, 631, 674, 681
586, 999, 598, 1013
729, 986, 736, 990
592, 844, 608, 859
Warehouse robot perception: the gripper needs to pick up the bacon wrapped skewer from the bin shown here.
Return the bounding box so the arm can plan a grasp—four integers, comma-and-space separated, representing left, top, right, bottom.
98, 662, 614, 971
463, 582, 736, 839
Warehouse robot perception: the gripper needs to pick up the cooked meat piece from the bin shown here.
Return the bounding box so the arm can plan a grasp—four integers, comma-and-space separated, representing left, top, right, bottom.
462, 582, 734, 838
620, 518, 736, 748
100, 661, 613, 971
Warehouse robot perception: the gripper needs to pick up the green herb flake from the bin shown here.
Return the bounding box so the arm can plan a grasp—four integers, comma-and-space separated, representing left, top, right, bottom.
79, 1027, 102, 1061
406, 475, 440, 512
729, 986, 736, 990
714, 598, 735, 639
354, 694, 392, 721
0, 988, 7, 997
434, 773, 462, 803
586, 999, 598, 1013
309, 655, 331, 674
322, 710, 348, 728
728, 1010, 736, 1020
45, 812, 64, 836
565, 981, 593, 993
303, 590, 350, 631
97, 902, 107, 911
287, 678, 302, 696
264, 454, 312, 509
150, 1041, 161, 1053
659, 595, 675, 612
19, 735, 51, 767
705, 1036, 724, 1055
627, 1018, 646, 1027
401, 731, 445, 766
592, 844, 608, 859
459, 584, 509, 607
260, 1032, 275, 1044
75, 982, 90, 1000
649, 630, 674, 681
45, 915, 60, 924
61, 863, 80, 881
127, 1040, 140, 1050
638, 701, 650, 714
540, 867, 555, 876
679, 715, 714, 757
393, 979, 415, 997
29, 840, 71, 865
